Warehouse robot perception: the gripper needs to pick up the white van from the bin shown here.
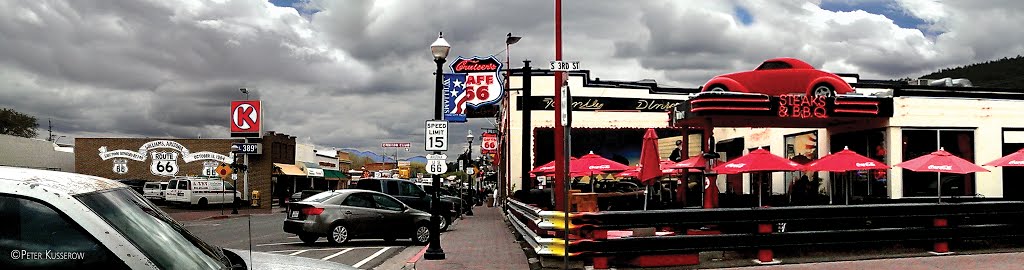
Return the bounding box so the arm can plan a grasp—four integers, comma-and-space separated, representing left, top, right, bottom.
165, 176, 241, 206
142, 181, 168, 202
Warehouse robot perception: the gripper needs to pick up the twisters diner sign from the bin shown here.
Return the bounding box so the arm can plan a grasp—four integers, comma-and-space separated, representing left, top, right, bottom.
98, 140, 233, 177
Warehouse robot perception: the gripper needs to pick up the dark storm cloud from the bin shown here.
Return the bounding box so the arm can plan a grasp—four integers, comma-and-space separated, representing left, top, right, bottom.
2, 0, 1024, 158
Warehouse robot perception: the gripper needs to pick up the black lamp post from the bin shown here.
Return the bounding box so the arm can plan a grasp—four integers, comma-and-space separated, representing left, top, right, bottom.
466, 130, 474, 191
424, 32, 450, 261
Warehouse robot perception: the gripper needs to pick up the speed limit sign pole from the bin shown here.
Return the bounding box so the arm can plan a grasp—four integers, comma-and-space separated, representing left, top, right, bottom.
424, 32, 450, 261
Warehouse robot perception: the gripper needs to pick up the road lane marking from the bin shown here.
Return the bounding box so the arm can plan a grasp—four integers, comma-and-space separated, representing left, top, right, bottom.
257, 239, 397, 246
351, 247, 391, 268
256, 241, 305, 246
321, 248, 354, 261
267, 246, 401, 253
266, 246, 401, 253
289, 250, 308, 256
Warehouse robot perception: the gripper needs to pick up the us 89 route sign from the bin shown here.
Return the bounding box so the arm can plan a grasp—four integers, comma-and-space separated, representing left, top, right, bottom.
425, 120, 448, 151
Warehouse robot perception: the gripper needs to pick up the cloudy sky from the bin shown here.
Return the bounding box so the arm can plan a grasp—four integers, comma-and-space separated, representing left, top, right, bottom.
1, 0, 1022, 159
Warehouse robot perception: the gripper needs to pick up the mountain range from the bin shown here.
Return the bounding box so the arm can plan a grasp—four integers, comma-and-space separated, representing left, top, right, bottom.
341, 148, 427, 164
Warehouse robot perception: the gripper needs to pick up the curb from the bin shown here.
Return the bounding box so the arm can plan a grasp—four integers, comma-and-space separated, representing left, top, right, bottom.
401, 245, 429, 270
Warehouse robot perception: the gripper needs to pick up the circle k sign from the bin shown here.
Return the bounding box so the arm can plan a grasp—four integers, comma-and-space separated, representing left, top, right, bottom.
230, 100, 262, 136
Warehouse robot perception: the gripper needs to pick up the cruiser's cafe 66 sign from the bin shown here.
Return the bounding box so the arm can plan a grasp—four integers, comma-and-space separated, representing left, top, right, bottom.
98, 140, 233, 177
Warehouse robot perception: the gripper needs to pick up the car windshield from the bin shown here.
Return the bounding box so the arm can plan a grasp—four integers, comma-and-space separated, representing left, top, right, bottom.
76, 188, 229, 270
303, 191, 339, 202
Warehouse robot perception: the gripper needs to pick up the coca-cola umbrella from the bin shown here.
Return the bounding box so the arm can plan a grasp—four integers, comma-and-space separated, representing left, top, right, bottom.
616, 166, 640, 178
669, 155, 722, 209
670, 155, 717, 170
572, 151, 631, 176
983, 148, 1024, 167
713, 148, 804, 206
639, 128, 663, 210
896, 147, 988, 203
530, 157, 580, 175
803, 146, 890, 204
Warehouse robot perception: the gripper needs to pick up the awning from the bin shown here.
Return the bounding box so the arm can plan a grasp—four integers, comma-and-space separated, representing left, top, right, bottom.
273, 163, 306, 176
324, 169, 348, 180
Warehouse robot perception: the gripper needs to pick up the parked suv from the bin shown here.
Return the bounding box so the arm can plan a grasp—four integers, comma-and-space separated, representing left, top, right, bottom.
354, 178, 458, 231
417, 183, 473, 216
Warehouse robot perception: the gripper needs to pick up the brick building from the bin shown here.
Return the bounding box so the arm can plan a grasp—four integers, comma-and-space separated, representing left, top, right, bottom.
75, 131, 295, 211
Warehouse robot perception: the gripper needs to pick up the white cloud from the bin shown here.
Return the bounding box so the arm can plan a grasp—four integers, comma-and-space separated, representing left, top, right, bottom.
1, 0, 1023, 158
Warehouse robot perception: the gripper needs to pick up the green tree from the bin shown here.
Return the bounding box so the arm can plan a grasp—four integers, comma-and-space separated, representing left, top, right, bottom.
409, 162, 427, 175
0, 108, 38, 138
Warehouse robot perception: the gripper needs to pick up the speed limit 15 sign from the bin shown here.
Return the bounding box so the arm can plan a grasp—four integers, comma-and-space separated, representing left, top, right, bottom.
425, 120, 448, 151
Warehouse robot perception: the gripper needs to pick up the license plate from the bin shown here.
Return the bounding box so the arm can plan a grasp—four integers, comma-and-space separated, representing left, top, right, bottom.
290, 211, 299, 218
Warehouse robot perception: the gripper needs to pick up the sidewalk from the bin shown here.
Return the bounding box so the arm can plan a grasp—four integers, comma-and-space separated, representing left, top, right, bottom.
408, 206, 531, 270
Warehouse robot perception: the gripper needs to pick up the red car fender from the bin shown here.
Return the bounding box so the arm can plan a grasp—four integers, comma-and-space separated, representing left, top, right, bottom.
805, 76, 854, 95
702, 77, 750, 93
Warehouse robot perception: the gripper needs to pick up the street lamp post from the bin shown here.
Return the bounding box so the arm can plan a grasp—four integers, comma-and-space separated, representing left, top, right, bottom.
502, 33, 521, 207
424, 32, 450, 261
467, 130, 474, 191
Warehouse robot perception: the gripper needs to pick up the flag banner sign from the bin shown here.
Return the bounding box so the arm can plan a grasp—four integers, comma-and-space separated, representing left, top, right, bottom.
443, 56, 504, 122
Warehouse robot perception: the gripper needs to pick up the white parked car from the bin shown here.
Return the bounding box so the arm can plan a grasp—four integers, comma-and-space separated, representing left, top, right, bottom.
165, 176, 242, 207
0, 166, 356, 269
142, 181, 168, 202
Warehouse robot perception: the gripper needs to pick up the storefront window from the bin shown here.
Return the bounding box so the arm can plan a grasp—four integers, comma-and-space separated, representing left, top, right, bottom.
830, 129, 888, 203
902, 129, 975, 198
784, 131, 818, 205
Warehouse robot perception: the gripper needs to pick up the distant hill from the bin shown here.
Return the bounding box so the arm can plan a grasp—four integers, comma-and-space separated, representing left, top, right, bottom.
919, 55, 1024, 88
341, 148, 425, 164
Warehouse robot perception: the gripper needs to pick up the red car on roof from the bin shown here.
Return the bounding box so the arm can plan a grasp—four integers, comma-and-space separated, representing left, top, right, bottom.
700, 58, 854, 97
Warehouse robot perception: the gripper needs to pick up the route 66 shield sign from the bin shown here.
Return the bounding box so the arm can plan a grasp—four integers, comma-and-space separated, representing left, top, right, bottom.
112, 159, 128, 175
150, 151, 179, 177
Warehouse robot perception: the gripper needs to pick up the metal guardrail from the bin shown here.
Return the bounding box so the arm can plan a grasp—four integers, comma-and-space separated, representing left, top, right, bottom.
574, 224, 1024, 255
571, 201, 1024, 230
505, 199, 579, 257
569, 201, 1024, 257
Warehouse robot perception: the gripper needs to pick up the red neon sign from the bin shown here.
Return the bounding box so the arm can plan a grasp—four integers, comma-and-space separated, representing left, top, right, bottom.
778, 95, 827, 119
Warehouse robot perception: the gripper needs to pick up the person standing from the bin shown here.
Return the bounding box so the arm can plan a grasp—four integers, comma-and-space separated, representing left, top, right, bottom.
669, 140, 684, 162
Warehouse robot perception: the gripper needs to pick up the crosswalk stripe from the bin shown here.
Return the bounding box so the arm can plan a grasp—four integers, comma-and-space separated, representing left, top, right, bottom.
351, 247, 390, 268
288, 250, 308, 256
321, 248, 354, 261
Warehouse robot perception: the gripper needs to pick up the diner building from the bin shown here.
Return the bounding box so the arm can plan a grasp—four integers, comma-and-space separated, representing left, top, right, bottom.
501, 68, 1024, 206
502, 70, 697, 194
672, 77, 1024, 204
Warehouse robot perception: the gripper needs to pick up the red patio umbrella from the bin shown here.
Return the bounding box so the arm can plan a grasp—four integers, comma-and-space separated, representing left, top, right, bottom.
804, 146, 889, 204
983, 148, 1024, 167
639, 129, 663, 210
638, 129, 663, 184
713, 148, 804, 206
896, 148, 989, 203
530, 157, 580, 175
714, 148, 804, 173
805, 147, 890, 171
615, 166, 640, 178
670, 155, 717, 169
572, 151, 630, 176
669, 155, 722, 209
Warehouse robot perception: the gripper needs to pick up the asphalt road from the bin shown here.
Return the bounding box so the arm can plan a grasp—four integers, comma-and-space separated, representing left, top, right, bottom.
181, 210, 417, 269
